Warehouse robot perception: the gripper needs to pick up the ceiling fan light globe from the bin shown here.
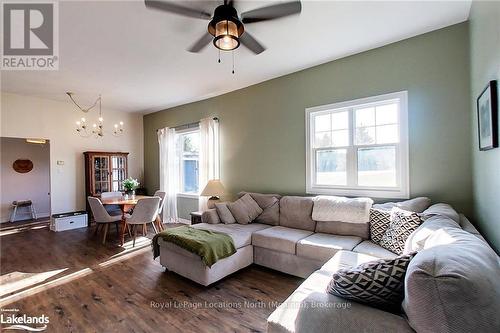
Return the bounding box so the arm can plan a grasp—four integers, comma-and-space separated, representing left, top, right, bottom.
214, 34, 239, 51
212, 19, 241, 51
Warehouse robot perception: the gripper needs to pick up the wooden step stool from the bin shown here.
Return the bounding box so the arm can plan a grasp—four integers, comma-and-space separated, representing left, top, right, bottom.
10, 200, 37, 222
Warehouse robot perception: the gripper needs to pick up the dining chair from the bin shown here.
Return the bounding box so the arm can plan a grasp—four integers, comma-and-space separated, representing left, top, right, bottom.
100, 191, 123, 216
153, 190, 166, 231
124, 197, 160, 247
88, 197, 123, 245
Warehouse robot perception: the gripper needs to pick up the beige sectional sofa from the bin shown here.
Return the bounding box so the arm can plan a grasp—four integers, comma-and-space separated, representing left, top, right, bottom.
156, 193, 500, 332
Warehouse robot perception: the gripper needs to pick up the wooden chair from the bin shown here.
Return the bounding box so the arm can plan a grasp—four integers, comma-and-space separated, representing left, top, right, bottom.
87, 197, 122, 245
100, 191, 123, 216
153, 191, 166, 231
124, 197, 160, 247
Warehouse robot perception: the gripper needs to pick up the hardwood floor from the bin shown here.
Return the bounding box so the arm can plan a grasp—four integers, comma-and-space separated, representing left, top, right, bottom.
0, 217, 50, 231
0, 224, 302, 332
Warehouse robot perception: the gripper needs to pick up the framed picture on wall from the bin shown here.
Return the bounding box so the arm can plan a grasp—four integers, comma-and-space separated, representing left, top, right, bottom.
477, 80, 498, 151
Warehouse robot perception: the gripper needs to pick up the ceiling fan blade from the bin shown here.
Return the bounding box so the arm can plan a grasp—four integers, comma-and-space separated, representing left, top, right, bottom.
145, 0, 212, 20
188, 32, 213, 53
241, 1, 301, 24
240, 32, 265, 54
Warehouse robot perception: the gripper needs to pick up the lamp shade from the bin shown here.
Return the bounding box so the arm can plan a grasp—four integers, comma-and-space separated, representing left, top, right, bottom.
200, 179, 226, 197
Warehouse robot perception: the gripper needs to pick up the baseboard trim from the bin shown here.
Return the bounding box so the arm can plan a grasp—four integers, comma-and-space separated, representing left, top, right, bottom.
1, 212, 50, 223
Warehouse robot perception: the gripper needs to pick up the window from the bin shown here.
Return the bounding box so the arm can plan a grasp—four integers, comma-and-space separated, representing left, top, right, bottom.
306, 91, 409, 198
177, 129, 200, 196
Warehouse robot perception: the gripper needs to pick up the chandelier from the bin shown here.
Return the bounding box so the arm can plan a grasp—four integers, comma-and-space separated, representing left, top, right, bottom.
66, 92, 124, 138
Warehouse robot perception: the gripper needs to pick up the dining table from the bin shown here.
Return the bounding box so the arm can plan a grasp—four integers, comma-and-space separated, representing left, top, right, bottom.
101, 195, 163, 245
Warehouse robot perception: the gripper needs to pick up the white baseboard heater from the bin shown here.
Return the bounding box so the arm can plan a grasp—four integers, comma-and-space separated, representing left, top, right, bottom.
50, 211, 88, 232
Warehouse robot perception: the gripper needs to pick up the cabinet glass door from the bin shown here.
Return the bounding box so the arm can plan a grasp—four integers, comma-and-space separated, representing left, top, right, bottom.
111, 156, 127, 191
93, 156, 110, 194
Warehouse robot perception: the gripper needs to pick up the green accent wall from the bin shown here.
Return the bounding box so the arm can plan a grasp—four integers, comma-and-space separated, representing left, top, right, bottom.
144, 23, 472, 220
469, 2, 500, 253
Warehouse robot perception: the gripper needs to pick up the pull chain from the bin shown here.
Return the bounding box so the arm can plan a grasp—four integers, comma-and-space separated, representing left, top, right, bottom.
218, 49, 221, 63
232, 50, 235, 74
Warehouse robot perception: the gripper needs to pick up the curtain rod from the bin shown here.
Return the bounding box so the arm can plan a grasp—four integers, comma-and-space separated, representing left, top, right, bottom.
157, 117, 218, 133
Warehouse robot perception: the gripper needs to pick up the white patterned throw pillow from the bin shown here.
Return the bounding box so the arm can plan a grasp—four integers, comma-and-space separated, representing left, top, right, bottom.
379, 208, 423, 255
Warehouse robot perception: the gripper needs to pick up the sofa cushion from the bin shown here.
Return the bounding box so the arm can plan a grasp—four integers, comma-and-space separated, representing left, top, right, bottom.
279, 196, 316, 231
315, 220, 370, 239
252, 226, 313, 254
379, 208, 423, 255
193, 223, 271, 249
404, 214, 459, 253
403, 227, 500, 333
459, 214, 487, 243
227, 193, 263, 224
268, 259, 414, 333
238, 192, 281, 226
215, 202, 236, 224
373, 197, 431, 213
321, 250, 379, 274
327, 252, 416, 312
353, 240, 398, 259
421, 203, 459, 223
296, 233, 362, 262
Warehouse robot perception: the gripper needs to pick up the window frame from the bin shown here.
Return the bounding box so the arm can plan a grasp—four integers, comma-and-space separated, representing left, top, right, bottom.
305, 91, 409, 199
176, 127, 200, 199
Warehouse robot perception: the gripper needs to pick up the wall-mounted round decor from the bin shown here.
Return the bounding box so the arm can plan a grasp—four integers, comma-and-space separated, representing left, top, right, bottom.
13, 159, 33, 173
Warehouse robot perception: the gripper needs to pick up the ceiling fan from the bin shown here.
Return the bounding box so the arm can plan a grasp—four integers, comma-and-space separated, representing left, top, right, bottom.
144, 0, 302, 55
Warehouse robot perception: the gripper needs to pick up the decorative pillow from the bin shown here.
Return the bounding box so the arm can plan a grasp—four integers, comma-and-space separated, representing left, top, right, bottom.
327, 252, 416, 311
379, 208, 423, 255
215, 202, 236, 224
238, 192, 281, 225
369, 208, 391, 243
226, 194, 263, 225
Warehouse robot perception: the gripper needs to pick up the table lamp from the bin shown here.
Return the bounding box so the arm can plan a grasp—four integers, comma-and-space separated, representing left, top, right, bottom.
200, 179, 226, 208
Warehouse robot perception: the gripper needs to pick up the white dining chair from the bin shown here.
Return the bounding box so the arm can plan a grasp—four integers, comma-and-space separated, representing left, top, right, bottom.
100, 191, 123, 216
153, 190, 166, 230
124, 197, 160, 247
88, 197, 123, 245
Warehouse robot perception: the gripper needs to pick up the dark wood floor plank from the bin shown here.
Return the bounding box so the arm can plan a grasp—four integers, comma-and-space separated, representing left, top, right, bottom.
0, 225, 302, 332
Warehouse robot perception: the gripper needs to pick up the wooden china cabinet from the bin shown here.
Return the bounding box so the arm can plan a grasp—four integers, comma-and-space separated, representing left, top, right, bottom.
84, 151, 129, 204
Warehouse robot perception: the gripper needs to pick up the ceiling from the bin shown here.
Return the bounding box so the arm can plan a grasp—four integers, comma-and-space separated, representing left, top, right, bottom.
1, 0, 472, 113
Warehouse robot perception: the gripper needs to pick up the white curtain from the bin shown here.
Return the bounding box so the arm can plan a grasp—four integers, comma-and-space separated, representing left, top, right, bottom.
158, 127, 179, 223
198, 118, 220, 210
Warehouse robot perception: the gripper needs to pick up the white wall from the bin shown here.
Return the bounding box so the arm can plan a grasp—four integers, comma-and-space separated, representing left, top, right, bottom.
0, 137, 51, 222
0, 92, 144, 216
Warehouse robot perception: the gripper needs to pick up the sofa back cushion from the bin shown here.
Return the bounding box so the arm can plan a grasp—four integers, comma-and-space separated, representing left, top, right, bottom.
373, 197, 431, 213
421, 203, 460, 223
403, 227, 500, 332
238, 192, 281, 225
279, 196, 316, 231
404, 214, 460, 253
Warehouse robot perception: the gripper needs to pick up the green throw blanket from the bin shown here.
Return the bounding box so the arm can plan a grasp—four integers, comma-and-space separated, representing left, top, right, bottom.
152, 226, 236, 267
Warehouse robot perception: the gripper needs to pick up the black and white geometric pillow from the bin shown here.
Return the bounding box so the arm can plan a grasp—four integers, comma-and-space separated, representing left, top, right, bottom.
379, 208, 423, 255
370, 208, 392, 243
326, 252, 417, 311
